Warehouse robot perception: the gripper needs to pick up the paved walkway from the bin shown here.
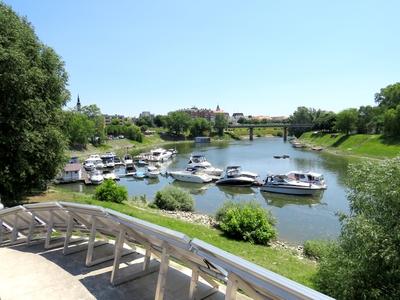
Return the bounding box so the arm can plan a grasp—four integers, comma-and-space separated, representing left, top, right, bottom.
0, 242, 246, 300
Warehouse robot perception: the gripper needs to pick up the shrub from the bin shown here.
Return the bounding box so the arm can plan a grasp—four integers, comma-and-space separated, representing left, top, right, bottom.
94, 179, 128, 203
303, 240, 333, 260
154, 186, 194, 211
216, 201, 276, 245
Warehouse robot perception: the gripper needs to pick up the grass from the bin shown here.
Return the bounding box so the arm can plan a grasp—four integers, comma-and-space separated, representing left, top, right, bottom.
300, 132, 400, 159
229, 127, 283, 138
27, 188, 317, 288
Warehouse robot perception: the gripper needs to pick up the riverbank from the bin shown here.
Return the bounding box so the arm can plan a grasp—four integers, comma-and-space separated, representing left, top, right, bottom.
26, 187, 317, 288
300, 132, 400, 159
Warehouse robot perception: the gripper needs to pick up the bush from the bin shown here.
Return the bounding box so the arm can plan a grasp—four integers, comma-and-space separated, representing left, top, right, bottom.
216, 201, 276, 245
94, 179, 128, 203
154, 186, 194, 211
303, 240, 333, 260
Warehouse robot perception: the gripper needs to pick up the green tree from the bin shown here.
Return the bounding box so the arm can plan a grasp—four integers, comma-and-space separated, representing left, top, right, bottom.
214, 114, 228, 136
335, 108, 358, 135
63, 111, 95, 149
288, 106, 316, 136
136, 115, 154, 127
313, 111, 336, 132
375, 82, 400, 109
125, 124, 143, 142
0, 4, 69, 206
154, 114, 167, 128
316, 158, 400, 299
94, 180, 128, 203
166, 111, 191, 135
383, 105, 400, 137
81, 104, 105, 145
190, 118, 211, 137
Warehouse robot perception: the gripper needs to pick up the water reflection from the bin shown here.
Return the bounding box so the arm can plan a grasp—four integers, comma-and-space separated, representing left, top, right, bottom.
261, 191, 324, 208
217, 186, 256, 198
171, 180, 212, 195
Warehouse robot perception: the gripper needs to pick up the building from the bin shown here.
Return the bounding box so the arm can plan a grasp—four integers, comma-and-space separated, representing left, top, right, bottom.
76, 95, 81, 112
60, 163, 82, 183
179, 106, 215, 121
103, 114, 128, 125
139, 111, 154, 119
231, 113, 245, 124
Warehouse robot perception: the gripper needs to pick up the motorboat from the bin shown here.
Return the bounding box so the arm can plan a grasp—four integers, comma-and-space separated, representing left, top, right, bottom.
133, 171, 146, 179
261, 175, 324, 195
186, 165, 223, 177
286, 171, 327, 189
90, 170, 104, 185
101, 152, 116, 160
168, 170, 213, 183
144, 166, 160, 178
103, 170, 119, 181
216, 166, 257, 187
292, 141, 305, 148
84, 155, 104, 170
103, 158, 115, 168
113, 157, 124, 166
136, 160, 149, 166
147, 148, 173, 162
124, 154, 135, 172
187, 154, 212, 168
168, 148, 178, 155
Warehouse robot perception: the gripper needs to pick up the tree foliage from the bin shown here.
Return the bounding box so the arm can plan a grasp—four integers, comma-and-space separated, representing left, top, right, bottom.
316, 158, 400, 299
190, 117, 211, 137
216, 201, 276, 245
0, 4, 69, 205
166, 111, 191, 135
335, 108, 358, 135
62, 111, 95, 149
94, 180, 128, 203
214, 113, 228, 136
375, 82, 400, 109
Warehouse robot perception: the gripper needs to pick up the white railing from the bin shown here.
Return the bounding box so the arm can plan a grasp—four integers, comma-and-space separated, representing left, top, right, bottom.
0, 202, 333, 300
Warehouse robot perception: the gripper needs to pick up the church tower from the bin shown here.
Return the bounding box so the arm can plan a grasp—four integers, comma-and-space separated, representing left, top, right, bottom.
76, 95, 81, 112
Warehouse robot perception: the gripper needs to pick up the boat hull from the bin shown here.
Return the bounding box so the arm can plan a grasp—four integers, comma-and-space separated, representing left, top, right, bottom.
169, 172, 212, 183
216, 179, 254, 187
260, 185, 321, 195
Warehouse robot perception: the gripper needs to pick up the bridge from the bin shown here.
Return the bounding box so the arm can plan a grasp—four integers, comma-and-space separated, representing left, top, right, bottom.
228, 123, 313, 141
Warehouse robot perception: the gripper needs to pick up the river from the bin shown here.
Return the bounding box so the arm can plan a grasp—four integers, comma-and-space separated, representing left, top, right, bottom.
64, 137, 353, 245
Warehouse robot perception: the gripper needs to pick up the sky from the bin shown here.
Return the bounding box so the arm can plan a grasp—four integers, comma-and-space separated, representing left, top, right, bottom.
4, 0, 400, 117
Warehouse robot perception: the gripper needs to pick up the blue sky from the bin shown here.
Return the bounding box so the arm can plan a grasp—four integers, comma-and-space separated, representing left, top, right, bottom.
5, 0, 400, 117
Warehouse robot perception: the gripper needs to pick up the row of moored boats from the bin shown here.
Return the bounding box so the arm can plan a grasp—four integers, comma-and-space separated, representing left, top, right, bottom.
167, 154, 327, 196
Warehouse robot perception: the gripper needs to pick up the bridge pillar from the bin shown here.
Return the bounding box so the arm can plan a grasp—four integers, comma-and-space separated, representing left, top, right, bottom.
283, 127, 288, 142
249, 127, 254, 141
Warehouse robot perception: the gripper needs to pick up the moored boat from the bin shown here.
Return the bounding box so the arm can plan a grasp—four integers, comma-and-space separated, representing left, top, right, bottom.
89, 170, 104, 185
168, 170, 213, 183
286, 171, 327, 189
144, 166, 160, 178
187, 154, 212, 168
216, 166, 257, 187
261, 175, 324, 195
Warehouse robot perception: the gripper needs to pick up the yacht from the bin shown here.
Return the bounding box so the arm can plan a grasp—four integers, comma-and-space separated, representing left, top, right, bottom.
144, 166, 160, 178
168, 170, 213, 183
186, 165, 223, 177
103, 169, 119, 181
90, 170, 104, 185
133, 171, 146, 179
84, 155, 104, 170
124, 154, 135, 172
286, 171, 327, 189
187, 154, 212, 168
147, 148, 173, 162
261, 175, 324, 195
216, 166, 256, 187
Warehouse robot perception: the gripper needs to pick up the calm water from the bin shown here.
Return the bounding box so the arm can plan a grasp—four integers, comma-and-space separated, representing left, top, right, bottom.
65, 138, 352, 244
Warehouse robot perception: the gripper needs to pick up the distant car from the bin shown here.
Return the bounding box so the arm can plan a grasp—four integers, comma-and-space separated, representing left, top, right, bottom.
118, 135, 125, 139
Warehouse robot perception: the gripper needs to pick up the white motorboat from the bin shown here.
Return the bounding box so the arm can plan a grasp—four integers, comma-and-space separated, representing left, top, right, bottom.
144, 166, 160, 178
261, 175, 324, 195
216, 166, 257, 186
124, 154, 135, 172
148, 148, 173, 162
123, 154, 134, 165
187, 154, 212, 168
90, 170, 104, 185
168, 170, 213, 183
186, 165, 223, 176
286, 171, 327, 189
84, 155, 104, 170
168, 148, 178, 155
103, 170, 119, 181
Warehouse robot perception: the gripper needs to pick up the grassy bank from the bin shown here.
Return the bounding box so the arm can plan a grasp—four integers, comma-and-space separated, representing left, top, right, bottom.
27, 188, 317, 288
300, 132, 400, 159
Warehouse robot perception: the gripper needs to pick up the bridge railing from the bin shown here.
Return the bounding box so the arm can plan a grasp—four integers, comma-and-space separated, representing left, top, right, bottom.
0, 202, 333, 300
